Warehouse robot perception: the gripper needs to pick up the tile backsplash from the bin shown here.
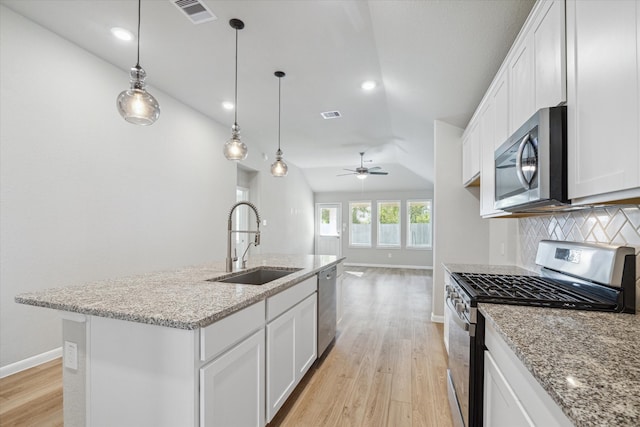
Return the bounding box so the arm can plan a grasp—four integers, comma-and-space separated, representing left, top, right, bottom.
518, 205, 640, 312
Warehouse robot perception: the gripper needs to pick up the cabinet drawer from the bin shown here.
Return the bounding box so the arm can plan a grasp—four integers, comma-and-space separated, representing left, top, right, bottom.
200, 301, 265, 362
267, 276, 317, 321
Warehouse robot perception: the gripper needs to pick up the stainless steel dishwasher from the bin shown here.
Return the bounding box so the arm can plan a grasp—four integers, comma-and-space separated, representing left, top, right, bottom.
317, 265, 337, 357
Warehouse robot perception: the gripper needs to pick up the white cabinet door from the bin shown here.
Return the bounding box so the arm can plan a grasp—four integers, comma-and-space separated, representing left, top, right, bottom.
480, 101, 497, 216
493, 71, 510, 149
567, 0, 640, 200
484, 351, 534, 427
462, 122, 480, 186
480, 77, 511, 218
509, 33, 535, 132
295, 293, 317, 377
266, 305, 296, 421
266, 293, 318, 422
200, 329, 265, 427
534, 0, 566, 109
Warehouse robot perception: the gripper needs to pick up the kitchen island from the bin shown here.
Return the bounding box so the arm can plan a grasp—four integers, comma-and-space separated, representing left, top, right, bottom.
480, 303, 640, 427
16, 254, 343, 427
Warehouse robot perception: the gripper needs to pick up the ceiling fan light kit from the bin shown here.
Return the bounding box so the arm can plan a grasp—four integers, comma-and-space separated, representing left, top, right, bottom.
338, 152, 389, 179
223, 18, 249, 161
116, 0, 160, 126
271, 71, 288, 177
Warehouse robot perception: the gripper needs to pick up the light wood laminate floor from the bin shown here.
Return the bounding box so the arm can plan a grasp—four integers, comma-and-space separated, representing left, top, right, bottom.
0, 267, 452, 427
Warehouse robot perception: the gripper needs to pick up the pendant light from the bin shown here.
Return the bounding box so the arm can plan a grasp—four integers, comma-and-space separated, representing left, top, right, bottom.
223, 19, 248, 161
116, 0, 160, 126
271, 71, 288, 177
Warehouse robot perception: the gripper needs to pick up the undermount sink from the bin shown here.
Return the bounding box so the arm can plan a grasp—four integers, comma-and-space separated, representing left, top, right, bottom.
210, 268, 302, 285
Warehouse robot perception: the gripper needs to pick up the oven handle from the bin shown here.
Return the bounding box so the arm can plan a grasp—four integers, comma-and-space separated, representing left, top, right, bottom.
446, 296, 469, 332
515, 133, 533, 190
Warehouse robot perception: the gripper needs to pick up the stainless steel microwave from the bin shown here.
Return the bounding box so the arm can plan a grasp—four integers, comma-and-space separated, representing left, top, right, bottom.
494, 106, 568, 212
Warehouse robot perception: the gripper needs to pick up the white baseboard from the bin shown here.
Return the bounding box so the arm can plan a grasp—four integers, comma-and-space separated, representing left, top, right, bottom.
0, 347, 62, 378
343, 262, 433, 270
431, 313, 445, 323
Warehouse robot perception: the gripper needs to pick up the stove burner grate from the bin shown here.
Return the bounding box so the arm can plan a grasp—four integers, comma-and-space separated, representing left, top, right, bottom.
453, 273, 603, 303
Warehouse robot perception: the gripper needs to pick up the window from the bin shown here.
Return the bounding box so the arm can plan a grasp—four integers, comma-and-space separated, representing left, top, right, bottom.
407, 200, 432, 248
377, 201, 401, 247
349, 201, 371, 247
319, 206, 339, 236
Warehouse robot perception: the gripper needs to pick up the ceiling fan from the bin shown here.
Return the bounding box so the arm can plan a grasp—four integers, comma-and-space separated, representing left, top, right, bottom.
337, 152, 389, 180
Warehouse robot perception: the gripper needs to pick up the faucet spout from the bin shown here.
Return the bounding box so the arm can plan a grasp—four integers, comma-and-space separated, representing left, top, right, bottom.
226, 201, 261, 272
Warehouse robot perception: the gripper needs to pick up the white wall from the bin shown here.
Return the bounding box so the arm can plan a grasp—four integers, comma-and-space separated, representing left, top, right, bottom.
432, 121, 492, 320
0, 7, 314, 369
315, 190, 433, 268
240, 155, 315, 256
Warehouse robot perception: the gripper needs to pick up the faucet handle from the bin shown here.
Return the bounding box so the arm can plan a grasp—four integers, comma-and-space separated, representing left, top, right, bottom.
255, 232, 261, 246
233, 248, 238, 262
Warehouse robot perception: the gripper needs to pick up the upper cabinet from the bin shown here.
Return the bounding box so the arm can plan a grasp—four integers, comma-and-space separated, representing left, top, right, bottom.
468, 0, 565, 216
462, 122, 481, 186
566, 0, 640, 202
534, 0, 566, 110
480, 71, 509, 217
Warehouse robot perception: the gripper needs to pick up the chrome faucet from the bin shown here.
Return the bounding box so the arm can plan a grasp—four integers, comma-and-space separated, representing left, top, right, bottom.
227, 201, 261, 272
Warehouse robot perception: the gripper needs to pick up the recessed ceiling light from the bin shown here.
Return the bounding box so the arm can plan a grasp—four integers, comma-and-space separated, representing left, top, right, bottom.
222, 101, 234, 110
361, 80, 376, 91
110, 27, 134, 42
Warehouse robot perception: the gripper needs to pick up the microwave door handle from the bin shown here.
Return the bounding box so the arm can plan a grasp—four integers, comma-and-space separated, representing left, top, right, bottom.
515, 134, 531, 190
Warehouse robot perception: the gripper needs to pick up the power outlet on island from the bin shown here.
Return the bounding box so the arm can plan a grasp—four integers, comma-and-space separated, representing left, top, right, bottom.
64, 340, 78, 370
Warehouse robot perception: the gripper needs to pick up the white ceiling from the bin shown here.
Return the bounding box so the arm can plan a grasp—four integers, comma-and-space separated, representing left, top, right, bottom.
1, 0, 534, 193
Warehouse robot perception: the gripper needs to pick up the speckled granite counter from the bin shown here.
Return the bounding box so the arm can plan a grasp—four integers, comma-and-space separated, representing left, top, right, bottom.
480, 303, 640, 427
444, 262, 536, 276
15, 254, 343, 330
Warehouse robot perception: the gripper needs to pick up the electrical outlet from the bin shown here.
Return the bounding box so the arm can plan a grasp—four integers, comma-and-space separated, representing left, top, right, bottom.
64, 340, 78, 370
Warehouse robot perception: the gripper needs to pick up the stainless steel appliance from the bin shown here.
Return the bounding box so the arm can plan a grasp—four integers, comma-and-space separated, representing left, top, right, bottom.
317, 265, 337, 357
494, 106, 568, 212
446, 240, 636, 427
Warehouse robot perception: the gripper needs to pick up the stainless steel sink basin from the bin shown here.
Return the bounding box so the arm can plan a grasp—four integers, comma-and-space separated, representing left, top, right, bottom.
210, 268, 301, 285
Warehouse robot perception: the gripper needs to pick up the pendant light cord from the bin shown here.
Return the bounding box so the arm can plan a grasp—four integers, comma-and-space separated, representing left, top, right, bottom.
278, 77, 281, 151
136, 0, 141, 67
234, 27, 238, 125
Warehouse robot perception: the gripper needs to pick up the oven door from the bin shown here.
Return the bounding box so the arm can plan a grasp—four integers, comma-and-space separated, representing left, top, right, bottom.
446, 296, 471, 427
494, 128, 540, 211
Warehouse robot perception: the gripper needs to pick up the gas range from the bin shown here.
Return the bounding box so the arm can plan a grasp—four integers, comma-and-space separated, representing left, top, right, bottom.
445, 240, 636, 427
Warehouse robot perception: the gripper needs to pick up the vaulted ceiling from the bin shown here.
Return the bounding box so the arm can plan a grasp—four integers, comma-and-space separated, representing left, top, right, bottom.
1, 0, 534, 192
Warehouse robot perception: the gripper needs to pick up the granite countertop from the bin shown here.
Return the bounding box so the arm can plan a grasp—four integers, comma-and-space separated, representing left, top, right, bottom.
480, 303, 640, 427
15, 254, 343, 330
444, 262, 537, 276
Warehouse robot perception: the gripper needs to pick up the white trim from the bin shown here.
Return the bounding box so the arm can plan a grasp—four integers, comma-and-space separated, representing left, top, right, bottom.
344, 262, 432, 270
431, 313, 445, 323
0, 347, 62, 378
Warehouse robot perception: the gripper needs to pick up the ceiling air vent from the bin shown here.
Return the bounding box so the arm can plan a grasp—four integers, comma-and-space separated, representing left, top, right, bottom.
321, 111, 342, 119
171, 0, 217, 24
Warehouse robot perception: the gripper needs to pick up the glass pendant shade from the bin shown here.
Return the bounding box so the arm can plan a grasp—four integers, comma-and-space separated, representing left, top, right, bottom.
357, 173, 368, 180
116, 66, 160, 125
271, 71, 288, 177
223, 123, 248, 161
224, 19, 247, 161
116, 0, 160, 125
271, 149, 288, 177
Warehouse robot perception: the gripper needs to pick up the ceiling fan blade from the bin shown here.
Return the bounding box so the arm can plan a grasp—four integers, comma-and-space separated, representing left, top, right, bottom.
369, 171, 388, 175
337, 173, 356, 176
368, 166, 382, 171
343, 168, 356, 172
